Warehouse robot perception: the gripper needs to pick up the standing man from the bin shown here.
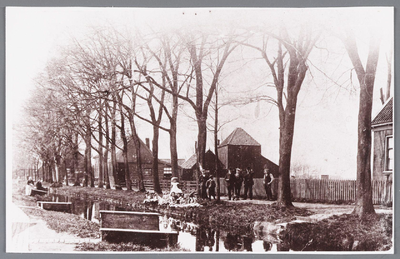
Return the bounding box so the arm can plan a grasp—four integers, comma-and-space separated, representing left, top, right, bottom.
225, 168, 236, 200
263, 168, 274, 200
243, 167, 254, 200
234, 168, 243, 200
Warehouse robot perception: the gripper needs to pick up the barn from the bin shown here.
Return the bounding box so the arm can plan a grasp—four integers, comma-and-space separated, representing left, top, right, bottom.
217, 128, 279, 178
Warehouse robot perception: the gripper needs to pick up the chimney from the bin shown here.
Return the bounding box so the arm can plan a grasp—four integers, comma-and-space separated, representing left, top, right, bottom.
217, 139, 220, 146
145, 138, 150, 149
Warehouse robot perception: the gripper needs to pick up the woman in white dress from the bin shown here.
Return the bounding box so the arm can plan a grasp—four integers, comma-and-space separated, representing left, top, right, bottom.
170, 177, 183, 196
169, 177, 183, 204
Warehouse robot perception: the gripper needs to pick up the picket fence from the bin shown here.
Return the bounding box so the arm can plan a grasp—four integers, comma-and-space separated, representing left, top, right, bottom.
134, 178, 392, 205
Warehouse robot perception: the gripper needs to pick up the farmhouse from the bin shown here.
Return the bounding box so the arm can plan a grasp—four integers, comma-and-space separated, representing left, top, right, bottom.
114, 137, 171, 186
217, 128, 279, 178
371, 97, 393, 180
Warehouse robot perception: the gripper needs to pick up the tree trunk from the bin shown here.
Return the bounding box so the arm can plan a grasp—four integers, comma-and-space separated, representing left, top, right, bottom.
119, 105, 132, 191
84, 140, 91, 187
197, 117, 207, 168
215, 89, 220, 201
50, 159, 56, 183
132, 134, 145, 192
54, 155, 60, 183
127, 90, 145, 192
152, 129, 162, 194
73, 134, 81, 186
83, 153, 88, 187
276, 102, 297, 208
169, 119, 179, 178
353, 83, 375, 215
85, 121, 94, 187
385, 48, 392, 101
64, 159, 68, 186
98, 100, 104, 188
342, 33, 379, 217
111, 98, 121, 190
104, 101, 111, 189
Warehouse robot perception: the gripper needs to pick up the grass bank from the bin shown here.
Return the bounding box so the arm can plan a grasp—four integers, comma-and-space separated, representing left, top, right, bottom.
280, 213, 392, 251
75, 242, 189, 252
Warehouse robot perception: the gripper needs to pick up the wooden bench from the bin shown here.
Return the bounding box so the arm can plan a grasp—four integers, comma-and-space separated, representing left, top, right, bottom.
30, 189, 48, 196
99, 210, 178, 247
37, 201, 72, 212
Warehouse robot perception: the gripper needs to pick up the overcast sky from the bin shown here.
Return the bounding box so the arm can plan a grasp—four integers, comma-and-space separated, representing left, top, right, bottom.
6, 7, 393, 179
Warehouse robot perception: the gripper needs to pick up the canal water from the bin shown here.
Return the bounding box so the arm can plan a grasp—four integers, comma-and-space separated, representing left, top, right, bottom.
47, 194, 280, 252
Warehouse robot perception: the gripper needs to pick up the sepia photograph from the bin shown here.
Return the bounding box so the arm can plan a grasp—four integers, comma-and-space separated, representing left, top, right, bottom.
6, 6, 394, 253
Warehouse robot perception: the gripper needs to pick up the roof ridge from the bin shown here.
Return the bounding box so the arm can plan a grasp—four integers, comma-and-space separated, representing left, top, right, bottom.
371, 97, 393, 126
219, 127, 261, 146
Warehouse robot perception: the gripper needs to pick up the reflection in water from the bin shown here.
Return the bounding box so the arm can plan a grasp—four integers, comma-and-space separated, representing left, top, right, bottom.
263, 240, 272, 251
195, 227, 215, 251
48, 194, 282, 252
243, 236, 253, 251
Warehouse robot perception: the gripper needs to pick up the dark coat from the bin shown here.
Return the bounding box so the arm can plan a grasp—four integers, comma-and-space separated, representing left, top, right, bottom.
225, 171, 236, 187
243, 170, 254, 186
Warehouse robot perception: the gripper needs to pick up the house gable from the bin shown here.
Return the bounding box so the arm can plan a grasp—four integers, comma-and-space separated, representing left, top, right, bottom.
219, 128, 261, 147
372, 97, 393, 127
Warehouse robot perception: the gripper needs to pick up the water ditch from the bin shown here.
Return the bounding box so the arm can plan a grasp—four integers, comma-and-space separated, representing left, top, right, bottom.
43, 193, 283, 252
39, 192, 390, 252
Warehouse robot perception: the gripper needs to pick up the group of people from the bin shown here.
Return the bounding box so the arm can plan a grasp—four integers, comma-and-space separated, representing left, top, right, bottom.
225, 167, 275, 201
169, 165, 274, 202
199, 171, 217, 200
225, 167, 254, 200
25, 176, 47, 195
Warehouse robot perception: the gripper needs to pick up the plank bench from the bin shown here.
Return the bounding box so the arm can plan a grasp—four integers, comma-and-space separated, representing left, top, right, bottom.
37, 201, 72, 212
99, 210, 178, 247
30, 189, 48, 196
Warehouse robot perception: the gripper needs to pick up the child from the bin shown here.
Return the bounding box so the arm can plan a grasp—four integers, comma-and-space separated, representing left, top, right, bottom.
170, 177, 183, 203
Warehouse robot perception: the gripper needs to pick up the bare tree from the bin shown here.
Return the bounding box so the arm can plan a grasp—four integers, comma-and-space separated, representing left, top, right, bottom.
184, 33, 238, 169
342, 31, 380, 216
135, 34, 193, 179
242, 26, 320, 208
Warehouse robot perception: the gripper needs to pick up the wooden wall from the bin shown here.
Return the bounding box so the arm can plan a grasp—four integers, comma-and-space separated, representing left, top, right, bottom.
372, 126, 393, 180
117, 162, 166, 186
218, 145, 278, 178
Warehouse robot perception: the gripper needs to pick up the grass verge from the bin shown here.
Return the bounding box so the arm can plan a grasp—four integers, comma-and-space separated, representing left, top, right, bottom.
280, 213, 392, 251
75, 241, 189, 252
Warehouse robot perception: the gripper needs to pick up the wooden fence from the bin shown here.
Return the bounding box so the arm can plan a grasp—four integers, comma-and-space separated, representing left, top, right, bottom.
133, 179, 198, 193
133, 178, 392, 205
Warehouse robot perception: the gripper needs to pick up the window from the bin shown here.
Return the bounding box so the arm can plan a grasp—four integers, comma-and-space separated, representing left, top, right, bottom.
385, 135, 394, 172
164, 168, 172, 178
